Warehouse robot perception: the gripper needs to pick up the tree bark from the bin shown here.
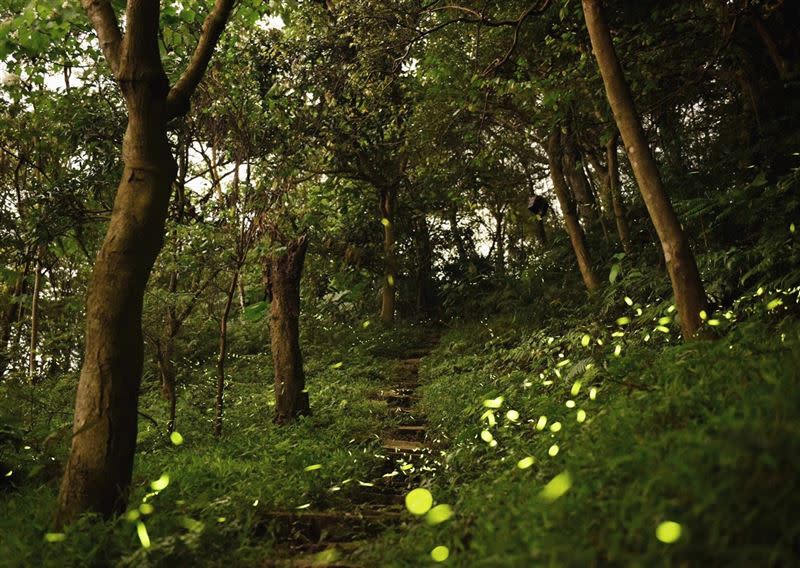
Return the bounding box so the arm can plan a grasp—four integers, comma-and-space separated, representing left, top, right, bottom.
237, 279, 247, 319
0, 267, 28, 378
493, 208, 505, 274
606, 135, 633, 254
57, 102, 177, 525
160, 269, 179, 434
414, 214, 436, 317
57, 0, 235, 525
269, 235, 310, 424
28, 252, 42, 383
448, 209, 469, 264
585, 151, 614, 225
599, 134, 634, 254
533, 214, 548, 247
156, 334, 177, 433
561, 131, 598, 223
379, 186, 397, 323
546, 128, 601, 292
582, 0, 707, 338
214, 269, 238, 437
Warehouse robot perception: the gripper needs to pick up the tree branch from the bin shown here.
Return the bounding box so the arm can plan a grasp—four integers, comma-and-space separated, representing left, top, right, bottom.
483, 0, 552, 75
80, 0, 123, 76
166, 0, 237, 118
175, 269, 222, 325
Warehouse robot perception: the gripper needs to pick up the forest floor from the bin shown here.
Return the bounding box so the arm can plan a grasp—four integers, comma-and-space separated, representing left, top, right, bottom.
262, 333, 440, 567
2, 287, 800, 567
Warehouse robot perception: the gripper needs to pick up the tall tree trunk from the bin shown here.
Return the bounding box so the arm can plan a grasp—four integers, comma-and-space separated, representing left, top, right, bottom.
160, 270, 179, 435
1, 266, 28, 378
214, 269, 239, 437
582, 0, 707, 338
269, 235, 310, 424
605, 135, 633, 254
750, 11, 792, 80
414, 215, 435, 317
56, 0, 235, 525
546, 128, 601, 292
158, 265, 217, 434
27, 253, 42, 383
448, 209, 469, 264
57, 97, 177, 525
379, 186, 397, 323
562, 129, 598, 223
493, 208, 505, 274
585, 152, 614, 224
237, 280, 247, 319
155, 334, 177, 433
582, 163, 611, 241
533, 215, 548, 247
586, 136, 631, 254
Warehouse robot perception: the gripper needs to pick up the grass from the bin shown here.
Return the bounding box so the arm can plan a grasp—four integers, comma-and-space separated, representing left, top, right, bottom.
2, 255, 800, 566
358, 291, 800, 566
0, 320, 433, 567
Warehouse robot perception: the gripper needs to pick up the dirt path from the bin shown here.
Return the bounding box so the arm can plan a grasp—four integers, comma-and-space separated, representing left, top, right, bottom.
262, 335, 440, 567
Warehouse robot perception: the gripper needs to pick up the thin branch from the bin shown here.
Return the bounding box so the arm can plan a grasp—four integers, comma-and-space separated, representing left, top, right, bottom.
166, 0, 237, 118
483, 0, 552, 75
176, 269, 222, 325
405, 1, 550, 59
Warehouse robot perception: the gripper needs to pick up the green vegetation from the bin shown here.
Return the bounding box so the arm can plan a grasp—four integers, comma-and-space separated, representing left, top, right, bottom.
2, 0, 800, 565
368, 291, 800, 566
1, 323, 429, 566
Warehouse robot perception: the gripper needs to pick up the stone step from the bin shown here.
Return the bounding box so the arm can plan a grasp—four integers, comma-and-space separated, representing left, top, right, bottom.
381, 438, 426, 453
256, 509, 403, 545
266, 541, 366, 568
378, 387, 417, 397
347, 487, 405, 507
387, 425, 426, 442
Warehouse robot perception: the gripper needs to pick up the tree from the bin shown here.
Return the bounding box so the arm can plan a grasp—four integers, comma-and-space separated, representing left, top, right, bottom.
268, 232, 311, 424
582, 0, 707, 338
545, 127, 601, 292
57, 0, 236, 524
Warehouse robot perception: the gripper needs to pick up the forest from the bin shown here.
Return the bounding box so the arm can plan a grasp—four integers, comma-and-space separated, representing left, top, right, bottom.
1, 0, 799, 565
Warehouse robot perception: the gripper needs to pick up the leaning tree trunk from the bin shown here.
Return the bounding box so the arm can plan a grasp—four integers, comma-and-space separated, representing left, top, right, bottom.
214, 269, 239, 437
269, 235, 310, 425
56, 0, 234, 526
57, 85, 177, 525
0, 267, 28, 378
606, 134, 633, 254
157, 337, 178, 433
546, 128, 602, 292
448, 209, 469, 265
28, 251, 42, 383
562, 132, 598, 224
582, 0, 707, 338
379, 186, 398, 323
414, 214, 436, 318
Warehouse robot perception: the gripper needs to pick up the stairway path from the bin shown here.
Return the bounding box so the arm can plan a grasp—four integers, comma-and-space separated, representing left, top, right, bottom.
262, 334, 440, 567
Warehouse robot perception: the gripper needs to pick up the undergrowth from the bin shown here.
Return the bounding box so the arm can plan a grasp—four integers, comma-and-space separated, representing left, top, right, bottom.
361, 284, 800, 566
0, 321, 430, 567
